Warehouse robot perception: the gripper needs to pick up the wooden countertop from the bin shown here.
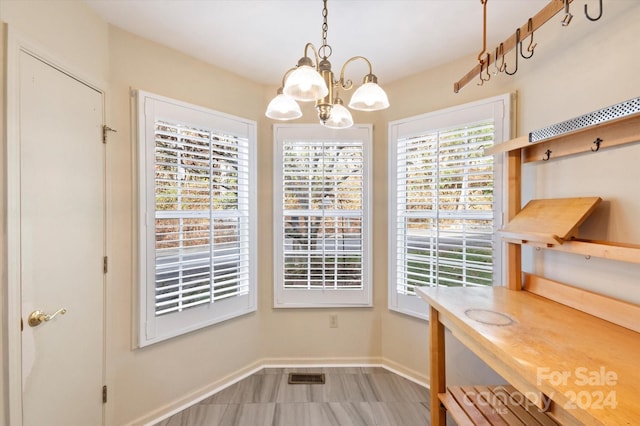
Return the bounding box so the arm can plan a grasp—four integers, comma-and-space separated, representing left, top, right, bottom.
417, 286, 640, 426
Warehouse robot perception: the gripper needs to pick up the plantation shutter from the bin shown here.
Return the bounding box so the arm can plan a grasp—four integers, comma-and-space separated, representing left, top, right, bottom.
154, 121, 250, 315
394, 120, 495, 295
282, 140, 364, 290
138, 91, 256, 347
274, 125, 372, 308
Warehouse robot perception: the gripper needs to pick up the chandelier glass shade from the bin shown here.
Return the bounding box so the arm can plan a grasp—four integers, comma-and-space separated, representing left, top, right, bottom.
349, 77, 390, 111
265, 89, 303, 120
322, 98, 353, 129
283, 63, 329, 101
265, 0, 389, 129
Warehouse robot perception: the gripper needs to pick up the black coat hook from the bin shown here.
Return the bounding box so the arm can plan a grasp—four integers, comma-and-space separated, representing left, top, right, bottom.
591, 137, 603, 152
585, 0, 603, 21
543, 149, 552, 161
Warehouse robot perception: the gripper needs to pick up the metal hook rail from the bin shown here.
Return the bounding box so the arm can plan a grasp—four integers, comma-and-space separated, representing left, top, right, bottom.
454, 0, 603, 93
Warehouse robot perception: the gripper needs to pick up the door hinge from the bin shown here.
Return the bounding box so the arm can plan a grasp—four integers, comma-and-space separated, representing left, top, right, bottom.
102, 125, 117, 144
102, 385, 108, 403
103, 256, 108, 274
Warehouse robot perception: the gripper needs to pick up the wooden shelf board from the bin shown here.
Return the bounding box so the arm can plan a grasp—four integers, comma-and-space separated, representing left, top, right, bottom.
524, 273, 640, 334
525, 238, 640, 264
499, 197, 602, 245
524, 113, 640, 163
500, 231, 562, 246
484, 135, 529, 156
483, 111, 640, 157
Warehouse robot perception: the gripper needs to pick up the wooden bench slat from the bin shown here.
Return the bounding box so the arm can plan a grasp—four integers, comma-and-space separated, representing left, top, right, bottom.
444, 385, 560, 426
439, 391, 475, 425
500, 385, 559, 426
449, 386, 493, 426
474, 385, 526, 426
487, 385, 539, 426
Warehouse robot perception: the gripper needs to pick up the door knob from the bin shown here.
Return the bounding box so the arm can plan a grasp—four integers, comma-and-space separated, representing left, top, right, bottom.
28, 308, 67, 327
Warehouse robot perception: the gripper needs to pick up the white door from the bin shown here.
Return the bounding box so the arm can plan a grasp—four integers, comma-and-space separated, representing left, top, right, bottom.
19, 51, 105, 426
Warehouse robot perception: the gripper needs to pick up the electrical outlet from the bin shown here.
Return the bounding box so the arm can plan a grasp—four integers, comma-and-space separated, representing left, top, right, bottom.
329, 314, 338, 328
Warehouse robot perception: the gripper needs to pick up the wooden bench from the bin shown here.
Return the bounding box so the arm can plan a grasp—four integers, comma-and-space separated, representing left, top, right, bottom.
442, 385, 559, 426
419, 278, 640, 426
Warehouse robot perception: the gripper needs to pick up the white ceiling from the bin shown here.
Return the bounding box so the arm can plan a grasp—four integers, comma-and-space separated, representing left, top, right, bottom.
85, 0, 550, 86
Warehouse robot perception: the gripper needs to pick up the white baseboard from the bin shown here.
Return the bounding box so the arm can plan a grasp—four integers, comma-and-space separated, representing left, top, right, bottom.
129, 360, 264, 426
379, 357, 429, 389
129, 357, 429, 426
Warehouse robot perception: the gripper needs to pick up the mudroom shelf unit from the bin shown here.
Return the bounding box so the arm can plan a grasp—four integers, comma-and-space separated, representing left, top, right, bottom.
418, 101, 640, 426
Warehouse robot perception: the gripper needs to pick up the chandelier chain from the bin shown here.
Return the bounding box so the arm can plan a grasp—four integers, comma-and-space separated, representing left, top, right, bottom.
320, 0, 332, 59
266, 0, 388, 126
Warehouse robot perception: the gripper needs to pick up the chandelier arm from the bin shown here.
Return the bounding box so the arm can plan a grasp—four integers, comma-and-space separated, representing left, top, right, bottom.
338, 56, 374, 90
303, 43, 322, 70
280, 67, 297, 88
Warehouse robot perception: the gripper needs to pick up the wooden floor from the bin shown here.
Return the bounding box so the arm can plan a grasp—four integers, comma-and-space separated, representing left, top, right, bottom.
155, 367, 430, 426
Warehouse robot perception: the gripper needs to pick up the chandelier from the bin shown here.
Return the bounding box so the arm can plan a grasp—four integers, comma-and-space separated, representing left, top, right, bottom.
265, 0, 390, 129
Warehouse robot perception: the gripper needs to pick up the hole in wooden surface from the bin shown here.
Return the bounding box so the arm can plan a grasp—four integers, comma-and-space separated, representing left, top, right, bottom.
465, 309, 514, 326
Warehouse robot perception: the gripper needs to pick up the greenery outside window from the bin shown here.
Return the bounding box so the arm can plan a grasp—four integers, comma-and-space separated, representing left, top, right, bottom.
274, 124, 372, 308
388, 94, 512, 319
137, 91, 257, 346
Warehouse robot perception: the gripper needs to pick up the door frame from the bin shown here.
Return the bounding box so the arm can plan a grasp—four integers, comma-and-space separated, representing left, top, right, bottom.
4, 26, 108, 426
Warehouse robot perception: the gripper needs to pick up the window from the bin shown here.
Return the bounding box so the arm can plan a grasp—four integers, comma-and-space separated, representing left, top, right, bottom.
137, 91, 257, 346
274, 125, 372, 307
389, 94, 512, 319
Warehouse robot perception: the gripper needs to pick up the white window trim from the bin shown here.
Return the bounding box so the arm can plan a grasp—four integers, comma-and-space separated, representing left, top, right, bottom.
137, 90, 257, 347
388, 93, 513, 320
273, 124, 372, 308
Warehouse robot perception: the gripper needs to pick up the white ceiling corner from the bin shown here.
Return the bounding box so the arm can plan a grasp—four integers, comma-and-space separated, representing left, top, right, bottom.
84, 0, 549, 86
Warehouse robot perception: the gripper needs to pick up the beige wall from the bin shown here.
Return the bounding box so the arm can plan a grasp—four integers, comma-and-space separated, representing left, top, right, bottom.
379, 0, 640, 381
258, 92, 383, 368
106, 27, 268, 425
2, 1, 640, 425
0, 18, 5, 426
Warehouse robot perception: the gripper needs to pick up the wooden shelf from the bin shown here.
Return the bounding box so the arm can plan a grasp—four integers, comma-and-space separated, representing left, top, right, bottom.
524, 273, 640, 334
499, 197, 640, 263
526, 238, 640, 264
418, 286, 640, 426
484, 111, 640, 163
490, 112, 640, 264
423, 104, 640, 426
499, 197, 602, 246
440, 385, 559, 426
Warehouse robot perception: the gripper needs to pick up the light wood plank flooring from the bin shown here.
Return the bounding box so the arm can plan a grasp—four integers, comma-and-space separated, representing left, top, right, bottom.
155, 367, 430, 426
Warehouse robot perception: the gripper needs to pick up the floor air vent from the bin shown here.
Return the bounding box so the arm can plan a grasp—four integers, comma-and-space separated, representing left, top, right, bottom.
288, 373, 325, 385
